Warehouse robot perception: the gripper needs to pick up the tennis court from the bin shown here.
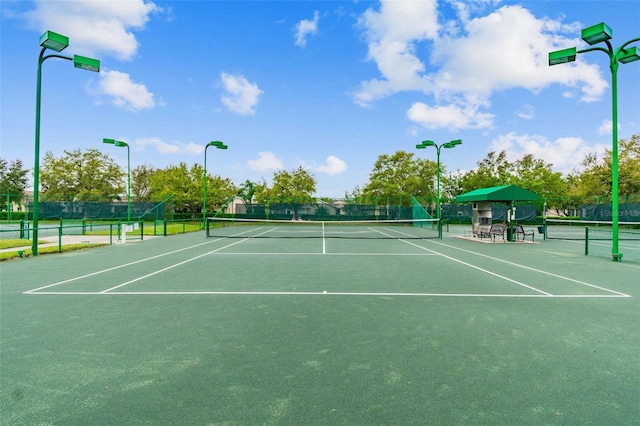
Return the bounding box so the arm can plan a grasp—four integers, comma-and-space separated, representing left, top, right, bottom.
2, 223, 639, 424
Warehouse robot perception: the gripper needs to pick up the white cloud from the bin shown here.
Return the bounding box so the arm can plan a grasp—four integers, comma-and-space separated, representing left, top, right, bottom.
316, 156, 347, 176
597, 119, 616, 136
516, 104, 535, 120
353, 2, 609, 130
91, 70, 155, 111
407, 101, 494, 130
135, 137, 202, 155
294, 10, 320, 48
247, 152, 283, 172
20, 0, 161, 61
352, 0, 438, 107
489, 132, 605, 172
220, 72, 263, 115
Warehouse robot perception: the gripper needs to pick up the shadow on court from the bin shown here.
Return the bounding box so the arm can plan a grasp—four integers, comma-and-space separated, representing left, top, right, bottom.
1, 228, 639, 424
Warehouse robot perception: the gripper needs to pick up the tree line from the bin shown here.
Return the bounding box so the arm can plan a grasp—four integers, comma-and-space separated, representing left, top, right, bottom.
1, 134, 639, 216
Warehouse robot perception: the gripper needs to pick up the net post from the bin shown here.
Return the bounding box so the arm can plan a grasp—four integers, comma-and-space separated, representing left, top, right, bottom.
585, 226, 589, 255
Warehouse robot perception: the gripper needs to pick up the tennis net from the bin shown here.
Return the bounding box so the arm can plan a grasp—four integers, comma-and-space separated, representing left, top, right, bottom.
586, 227, 640, 263
205, 217, 441, 239
544, 218, 639, 240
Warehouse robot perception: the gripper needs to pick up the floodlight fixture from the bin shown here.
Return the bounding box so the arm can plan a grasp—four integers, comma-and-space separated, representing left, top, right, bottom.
39, 31, 69, 52
619, 46, 640, 64
549, 47, 577, 66
443, 139, 463, 148
581, 22, 612, 45
416, 140, 437, 149
73, 55, 100, 72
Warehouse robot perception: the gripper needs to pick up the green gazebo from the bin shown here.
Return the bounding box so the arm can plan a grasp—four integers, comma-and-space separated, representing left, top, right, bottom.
456, 185, 539, 203
456, 185, 539, 241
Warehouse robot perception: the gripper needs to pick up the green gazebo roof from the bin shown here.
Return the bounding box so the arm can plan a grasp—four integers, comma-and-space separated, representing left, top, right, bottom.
455, 185, 539, 203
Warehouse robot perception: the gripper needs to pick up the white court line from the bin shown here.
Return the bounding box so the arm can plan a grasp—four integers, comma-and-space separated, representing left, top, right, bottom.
384, 226, 631, 297
372, 227, 553, 296
207, 252, 438, 256
99, 227, 280, 293
25, 291, 629, 298
24, 239, 224, 294
99, 238, 252, 293
430, 238, 630, 297
24, 227, 262, 294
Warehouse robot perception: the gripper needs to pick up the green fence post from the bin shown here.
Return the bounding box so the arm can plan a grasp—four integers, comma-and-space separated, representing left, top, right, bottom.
58, 224, 62, 253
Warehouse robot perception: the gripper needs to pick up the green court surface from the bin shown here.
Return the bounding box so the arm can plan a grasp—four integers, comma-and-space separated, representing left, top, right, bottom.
1, 226, 639, 424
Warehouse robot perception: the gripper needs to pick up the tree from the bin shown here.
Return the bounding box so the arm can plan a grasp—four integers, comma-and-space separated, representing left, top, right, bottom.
131, 164, 155, 202
149, 163, 201, 217
596, 134, 640, 197
344, 185, 363, 201
0, 158, 29, 210
250, 179, 269, 208
568, 133, 640, 198
616, 134, 640, 196
440, 171, 464, 201
238, 180, 257, 204
206, 175, 237, 212
511, 154, 567, 201
39, 149, 124, 201
362, 150, 437, 204
458, 151, 512, 193
261, 167, 317, 219
149, 163, 236, 217
238, 179, 268, 215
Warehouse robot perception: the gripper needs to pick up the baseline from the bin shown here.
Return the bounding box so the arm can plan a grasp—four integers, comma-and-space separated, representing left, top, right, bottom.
24, 291, 627, 298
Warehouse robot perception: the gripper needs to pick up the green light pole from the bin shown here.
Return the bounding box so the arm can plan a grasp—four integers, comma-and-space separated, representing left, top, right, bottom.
203, 141, 228, 226
103, 139, 131, 222
32, 30, 100, 256
549, 23, 639, 261
416, 139, 462, 221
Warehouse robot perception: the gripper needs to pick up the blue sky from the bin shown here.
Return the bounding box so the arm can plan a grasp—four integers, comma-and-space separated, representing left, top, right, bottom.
1, 0, 639, 198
